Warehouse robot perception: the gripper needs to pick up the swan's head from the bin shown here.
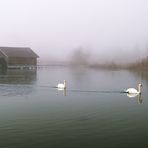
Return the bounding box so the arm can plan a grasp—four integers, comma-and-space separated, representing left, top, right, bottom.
138, 84, 142, 87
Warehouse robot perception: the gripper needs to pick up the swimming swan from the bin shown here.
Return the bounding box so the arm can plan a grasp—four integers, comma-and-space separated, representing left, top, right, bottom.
56, 80, 66, 89
125, 84, 142, 94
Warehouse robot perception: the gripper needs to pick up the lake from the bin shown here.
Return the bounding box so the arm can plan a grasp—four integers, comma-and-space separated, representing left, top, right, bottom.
0, 66, 148, 148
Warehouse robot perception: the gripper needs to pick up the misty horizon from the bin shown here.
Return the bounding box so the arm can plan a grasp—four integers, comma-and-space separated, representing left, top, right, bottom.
38, 45, 148, 65
0, 0, 148, 64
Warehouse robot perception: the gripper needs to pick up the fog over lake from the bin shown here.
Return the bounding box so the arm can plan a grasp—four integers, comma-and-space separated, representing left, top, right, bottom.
0, 0, 148, 64
0, 1, 148, 147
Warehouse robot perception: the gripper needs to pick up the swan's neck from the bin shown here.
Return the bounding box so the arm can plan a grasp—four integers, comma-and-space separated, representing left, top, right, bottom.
138, 85, 141, 93
64, 81, 66, 88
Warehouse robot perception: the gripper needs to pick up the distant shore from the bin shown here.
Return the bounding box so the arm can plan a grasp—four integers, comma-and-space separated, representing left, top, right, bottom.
38, 56, 148, 71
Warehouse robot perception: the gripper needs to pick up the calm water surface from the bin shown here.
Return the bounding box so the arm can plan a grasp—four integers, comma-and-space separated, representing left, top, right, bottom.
0, 67, 148, 148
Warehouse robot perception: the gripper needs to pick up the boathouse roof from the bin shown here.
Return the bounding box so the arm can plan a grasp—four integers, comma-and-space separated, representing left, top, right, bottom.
0, 47, 39, 58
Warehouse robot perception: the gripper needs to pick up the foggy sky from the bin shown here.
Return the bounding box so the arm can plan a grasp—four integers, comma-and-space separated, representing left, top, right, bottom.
0, 0, 148, 63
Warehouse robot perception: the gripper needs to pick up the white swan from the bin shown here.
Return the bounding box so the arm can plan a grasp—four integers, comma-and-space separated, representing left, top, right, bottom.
125, 84, 142, 94
56, 80, 66, 89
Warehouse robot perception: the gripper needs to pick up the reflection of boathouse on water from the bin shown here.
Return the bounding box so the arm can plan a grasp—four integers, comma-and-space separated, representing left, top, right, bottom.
0, 47, 39, 69
0, 69, 37, 96
0, 69, 37, 84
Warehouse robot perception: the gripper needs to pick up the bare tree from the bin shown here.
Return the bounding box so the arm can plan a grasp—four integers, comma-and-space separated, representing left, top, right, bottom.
70, 46, 90, 66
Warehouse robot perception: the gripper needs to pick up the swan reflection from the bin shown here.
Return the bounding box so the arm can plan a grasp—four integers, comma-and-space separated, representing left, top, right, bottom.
127, 93, 142, 104
57, 88, 67, 96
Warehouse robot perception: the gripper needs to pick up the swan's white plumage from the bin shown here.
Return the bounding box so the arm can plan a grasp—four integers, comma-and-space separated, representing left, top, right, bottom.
56, 80, 66, 89
125, 84, 142, 94
126, 88, 138, 94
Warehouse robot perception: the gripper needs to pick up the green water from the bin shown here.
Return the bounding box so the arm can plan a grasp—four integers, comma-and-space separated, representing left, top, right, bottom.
0, 67, 147, 148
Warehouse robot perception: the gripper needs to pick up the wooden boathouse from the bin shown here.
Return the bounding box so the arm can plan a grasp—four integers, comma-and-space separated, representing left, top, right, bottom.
0, 47, 39, 69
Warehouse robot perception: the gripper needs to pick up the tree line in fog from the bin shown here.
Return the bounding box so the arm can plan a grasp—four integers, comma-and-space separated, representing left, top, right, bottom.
69, 46, 148, 70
